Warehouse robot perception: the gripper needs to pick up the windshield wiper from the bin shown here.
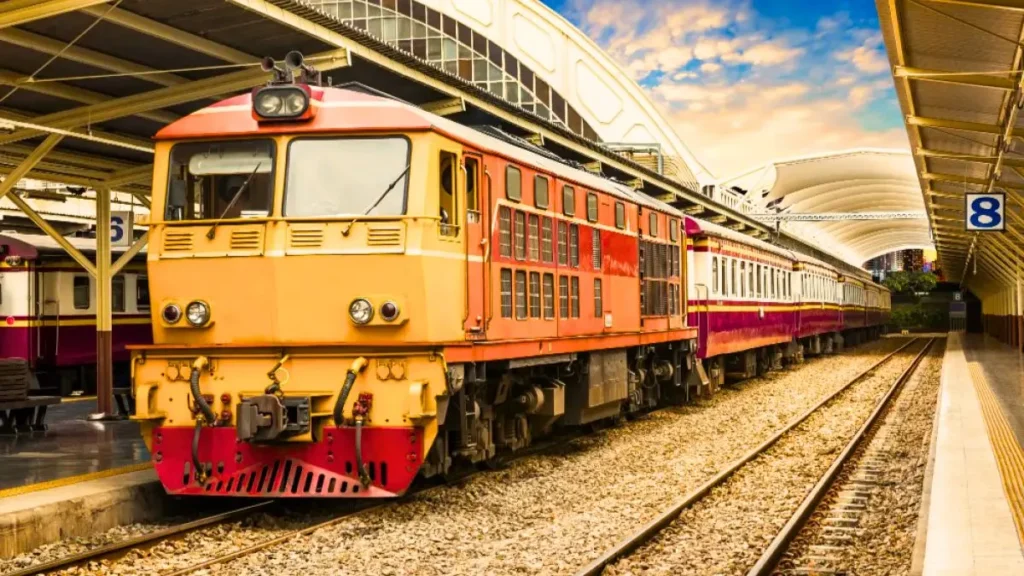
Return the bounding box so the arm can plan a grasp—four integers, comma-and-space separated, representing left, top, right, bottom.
205, 162, 261, 240
342, 164, 410, 237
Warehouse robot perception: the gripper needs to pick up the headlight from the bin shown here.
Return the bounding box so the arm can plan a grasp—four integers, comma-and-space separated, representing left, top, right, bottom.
349, 299, 373, 325
162, 304, 182, 324
185, 301, 210, 326
253, 86, 309, 119
380, 301, 399, 322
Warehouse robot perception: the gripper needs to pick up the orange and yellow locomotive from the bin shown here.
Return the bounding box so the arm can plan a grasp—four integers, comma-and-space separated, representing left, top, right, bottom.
130, 54, 698, 497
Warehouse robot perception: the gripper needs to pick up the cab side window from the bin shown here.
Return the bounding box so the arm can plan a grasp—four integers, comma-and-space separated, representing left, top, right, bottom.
464, 157, 479, 218
439, 151, 458, 236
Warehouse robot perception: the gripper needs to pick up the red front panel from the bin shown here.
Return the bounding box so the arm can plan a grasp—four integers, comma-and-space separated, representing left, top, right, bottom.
152, 426, 423, 498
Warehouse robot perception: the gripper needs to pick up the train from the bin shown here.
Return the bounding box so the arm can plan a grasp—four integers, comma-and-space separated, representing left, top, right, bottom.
0, 233, 150, 395
129, 54, 889, 498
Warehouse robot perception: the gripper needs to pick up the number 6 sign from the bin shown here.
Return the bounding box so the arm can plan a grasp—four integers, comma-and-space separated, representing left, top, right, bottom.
965, 193, 1005, 232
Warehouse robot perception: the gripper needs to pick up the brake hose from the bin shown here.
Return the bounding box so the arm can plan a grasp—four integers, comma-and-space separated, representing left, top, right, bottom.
355, 418, 371, 487
333, 357, 367, 426
189, 356, 215, 483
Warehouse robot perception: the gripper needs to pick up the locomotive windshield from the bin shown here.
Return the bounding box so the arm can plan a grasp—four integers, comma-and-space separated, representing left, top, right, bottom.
283, 136, 410, 217
165, 140, 275, 221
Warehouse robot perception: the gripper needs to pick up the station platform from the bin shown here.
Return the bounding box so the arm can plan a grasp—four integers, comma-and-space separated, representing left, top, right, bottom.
0, 397, 150, 495
919, 332, 1024, 575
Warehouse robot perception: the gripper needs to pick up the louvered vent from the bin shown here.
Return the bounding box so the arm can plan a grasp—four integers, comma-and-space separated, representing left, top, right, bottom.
164, 231, 193, 251
367, 226, 402, 247
230, 229, 261, 251
289, 228, 324, 248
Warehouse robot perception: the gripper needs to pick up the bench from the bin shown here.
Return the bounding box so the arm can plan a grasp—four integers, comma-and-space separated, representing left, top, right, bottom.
0, 396, 61, 435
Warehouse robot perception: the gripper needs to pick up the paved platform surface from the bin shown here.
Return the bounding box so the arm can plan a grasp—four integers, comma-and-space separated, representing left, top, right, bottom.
0, 398, 149, 493
920, 332, 1024, 575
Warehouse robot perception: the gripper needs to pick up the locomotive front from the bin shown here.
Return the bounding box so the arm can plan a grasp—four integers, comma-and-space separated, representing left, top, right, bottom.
130, 55, 459, 497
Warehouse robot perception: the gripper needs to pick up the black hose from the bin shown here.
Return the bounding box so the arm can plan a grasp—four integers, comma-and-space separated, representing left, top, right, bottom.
356, 418, 371, 487
333, 370, 358, 426
191, 421, 205, 483
190, 367, 216, 424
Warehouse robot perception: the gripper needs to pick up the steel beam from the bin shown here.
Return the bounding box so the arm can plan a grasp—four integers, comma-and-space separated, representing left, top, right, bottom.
0, 0, 109, 29
917, 148, 1024, 168
103, 164, 153, 189
923, 172, 1024, 191
894, 66, 1016, 90
906, 115, 1024, 138
0, 107, 155, 152
111, 231, 148, 276
0, 47, 351, 146
0, 69, 179, 125
927, 0, 1024, 11
0, 28, 188, 87
5, 191, 97, 276
749, 211, 927, 222
0, 134, 63, 201
80, 6, 253, 64
420, 97, 465, 117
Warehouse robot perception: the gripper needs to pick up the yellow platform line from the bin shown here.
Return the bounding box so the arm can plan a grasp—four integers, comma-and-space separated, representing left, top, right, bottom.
61, 395, 97, 403
968, 361, 1024, 548
0, 462, 151, 499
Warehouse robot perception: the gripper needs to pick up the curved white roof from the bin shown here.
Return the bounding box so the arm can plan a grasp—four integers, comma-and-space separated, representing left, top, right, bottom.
420, 0, 714, 187
720, 149, 933, 267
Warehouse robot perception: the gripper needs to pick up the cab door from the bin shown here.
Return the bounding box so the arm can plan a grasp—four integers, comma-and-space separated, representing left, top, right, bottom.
462, 152, 487, 337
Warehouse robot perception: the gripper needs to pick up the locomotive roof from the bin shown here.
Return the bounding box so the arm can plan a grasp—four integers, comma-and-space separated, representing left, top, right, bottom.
157, 87, 681, 216
0, 233, 146, 261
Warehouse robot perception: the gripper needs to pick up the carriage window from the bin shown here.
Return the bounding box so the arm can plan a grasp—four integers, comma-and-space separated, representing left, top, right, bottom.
112, 275, 126, 313
570, 276, 580, 318
285, 137, 413, 217
587, 193, 599, 222
541, 217, 553, 262
528, 215, 540, 261
559, 275, 569, 318
615, 202, 625, 229
136, 275, 150, 310
515, 271, 527, 319
740, 261, 747, 297
756, 264, 762, 298
558, 221, 568, 265
168, 139, 275, 220
649, 212, 658, 237
500, 269, 512, 318
529, 272, 541, 318
670, 219, 678, 242
506, 166, 522, 201
465, 157, 479, 212
562, 185, 576, 216
438, 151, 458, 235
514, 211, 526, 260
543, 273, 555, 319
712, 257, 719, 295
534, 175, 549, 209
731, 259, 738, 297
748, 263, 754, 299
498, 207, 511, 257
569, 224, 580, 268
73, 275, 90, 310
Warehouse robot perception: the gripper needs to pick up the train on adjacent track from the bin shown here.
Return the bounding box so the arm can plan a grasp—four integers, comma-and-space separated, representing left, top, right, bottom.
0, 233, 150, 395
129, 54, 889, 498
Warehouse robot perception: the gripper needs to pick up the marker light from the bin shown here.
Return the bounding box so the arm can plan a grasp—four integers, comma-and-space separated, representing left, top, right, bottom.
349, 299, 374, 325
185, 301, 211, 327
253, 86, 309, 119
380, 301, 400, 322
162, 304, 182, 324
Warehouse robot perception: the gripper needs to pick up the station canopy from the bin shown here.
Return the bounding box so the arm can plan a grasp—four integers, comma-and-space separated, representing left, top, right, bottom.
720, 148, 932, 268
879, 0, 1024, 292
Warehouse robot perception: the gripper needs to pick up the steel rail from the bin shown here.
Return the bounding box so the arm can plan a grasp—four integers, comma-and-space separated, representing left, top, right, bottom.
0, 502, 275, 576
745, 337, 936, 576
573, 337, 926, 576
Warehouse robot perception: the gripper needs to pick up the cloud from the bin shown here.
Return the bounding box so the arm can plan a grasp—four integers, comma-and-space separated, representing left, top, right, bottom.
835, 33, 890, 74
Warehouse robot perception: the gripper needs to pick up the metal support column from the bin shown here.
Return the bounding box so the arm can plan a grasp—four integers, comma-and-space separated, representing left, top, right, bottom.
90, 186, 114, 419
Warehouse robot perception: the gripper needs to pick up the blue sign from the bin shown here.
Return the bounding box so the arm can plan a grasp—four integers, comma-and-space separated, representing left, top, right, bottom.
965, 193, 1005, 231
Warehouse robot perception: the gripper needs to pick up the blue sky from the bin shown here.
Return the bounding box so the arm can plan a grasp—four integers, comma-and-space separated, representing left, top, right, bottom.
538, 0, 908, 177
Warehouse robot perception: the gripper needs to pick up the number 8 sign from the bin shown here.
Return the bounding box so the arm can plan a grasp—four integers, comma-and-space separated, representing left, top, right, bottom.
965, 193, 1005, 232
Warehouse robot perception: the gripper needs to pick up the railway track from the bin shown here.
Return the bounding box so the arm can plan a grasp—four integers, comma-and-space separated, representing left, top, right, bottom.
575, 337, 934, 576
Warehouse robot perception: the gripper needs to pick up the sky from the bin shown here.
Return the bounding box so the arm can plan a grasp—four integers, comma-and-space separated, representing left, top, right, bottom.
539, 0, 909, 179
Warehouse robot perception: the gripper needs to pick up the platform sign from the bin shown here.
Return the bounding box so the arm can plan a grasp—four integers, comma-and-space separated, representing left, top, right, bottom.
965, 193, 1005, 231
110, 211, 133, 247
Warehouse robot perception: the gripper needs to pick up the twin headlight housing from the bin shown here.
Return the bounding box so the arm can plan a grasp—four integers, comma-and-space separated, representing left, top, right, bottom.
252, 86, 311, 120
349, 298, 400, 325
162, 300, 211, 327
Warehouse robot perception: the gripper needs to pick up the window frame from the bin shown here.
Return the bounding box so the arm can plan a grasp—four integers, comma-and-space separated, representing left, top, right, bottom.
529, 271, 541, 318
73, 275, 90, 310
112, 275, 126, 313
594, 278, 603, 317
614, 202, 625, 229
136, 274, 150, 311
534, 174, 549, 209
711, 256, 719, 295
513, 210, 527, 261
500, 269, 513, 318
669, 219, 678, 242
514, 270, 528, 320
543, 273, 555, 319
506, 165, 522, 201
649, 212, 658, 237
586, 192, 599, 222
562, 185, 576, 217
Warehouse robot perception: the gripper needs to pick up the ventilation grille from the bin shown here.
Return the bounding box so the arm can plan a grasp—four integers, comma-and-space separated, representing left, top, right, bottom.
164, 231, 193, 251
367, 226, 402, 247
289, 228, 324, 249
230, 229, 262, 251
182, 459, 387, 496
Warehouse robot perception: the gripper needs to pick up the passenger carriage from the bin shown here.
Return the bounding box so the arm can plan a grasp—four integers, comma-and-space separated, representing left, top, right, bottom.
793, 253, 843, 355
0, 233, 151, 395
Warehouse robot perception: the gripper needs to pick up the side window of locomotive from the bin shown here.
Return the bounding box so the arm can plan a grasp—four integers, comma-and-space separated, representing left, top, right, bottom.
73, 275, 90, 310
464, 157, 479, 215
112, 275, 126, 313
615, 202, 625, 229
438, 151, 458, 236
137, 275, 150, 311
506, 166, 522, 201
285, 137, 409, 217
562, 185, 576, 217
649, 212, 658, 237
670, 219, 678, 243
168, 139, 275, 221
534, 176, 550, 209
587, 193, 598, 222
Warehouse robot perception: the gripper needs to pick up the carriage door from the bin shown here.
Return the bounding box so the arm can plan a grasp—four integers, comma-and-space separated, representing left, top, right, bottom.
463, 153, 487, 336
